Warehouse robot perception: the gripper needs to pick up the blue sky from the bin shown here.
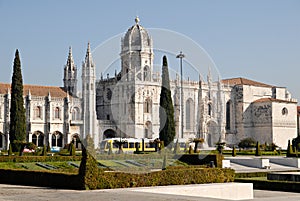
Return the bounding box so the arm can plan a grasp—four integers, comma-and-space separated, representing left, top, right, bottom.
0, 0, 299, 100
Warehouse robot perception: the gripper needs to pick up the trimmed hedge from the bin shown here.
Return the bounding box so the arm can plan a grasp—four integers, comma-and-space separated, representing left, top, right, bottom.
177, 154, 223, 168
83, 167, 235, 190
0, 152, 234, 190
0, 169, 80, 189
0, 156, 81, 163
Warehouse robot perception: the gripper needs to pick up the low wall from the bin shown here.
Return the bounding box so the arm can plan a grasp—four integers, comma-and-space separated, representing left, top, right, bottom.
230, 158, 269, 168
269, 158, 300, 168
268, 172, 300, 182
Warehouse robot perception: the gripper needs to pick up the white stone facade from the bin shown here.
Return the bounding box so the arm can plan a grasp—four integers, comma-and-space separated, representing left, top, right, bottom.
0, 18, 297, 150
96, 18, 297, 149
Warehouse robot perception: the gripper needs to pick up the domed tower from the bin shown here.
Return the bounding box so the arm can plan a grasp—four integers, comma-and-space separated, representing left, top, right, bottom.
120, 17, 153, 82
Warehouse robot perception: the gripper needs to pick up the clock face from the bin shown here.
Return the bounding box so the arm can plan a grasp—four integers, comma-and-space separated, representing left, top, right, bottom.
282, 107, 288, 115
106, 88, 112, 100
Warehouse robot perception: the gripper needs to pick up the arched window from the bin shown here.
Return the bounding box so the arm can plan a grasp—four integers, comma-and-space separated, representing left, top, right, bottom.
72, 134, 81, 149
186, 98, 194, 130
32, 131, 44, 147
54, 107, 60, 119
72, 107, 80, 120
32, 134, 37, 146
52, 131, 63, 147
34, 106, 42, 119
226, 101, 231, 130
208, 103, 212, 116
144, 98, 152, 113
144, 66, 150, 81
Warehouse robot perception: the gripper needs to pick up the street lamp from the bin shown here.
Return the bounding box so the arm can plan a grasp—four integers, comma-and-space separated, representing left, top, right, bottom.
176, 51, 185, 138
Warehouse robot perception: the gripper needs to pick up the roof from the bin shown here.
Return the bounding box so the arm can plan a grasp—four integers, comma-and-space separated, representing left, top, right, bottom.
221, 77, 274, 88
253, 98, 297, 104
123, 17, 151, 49
0, 82, 67, 98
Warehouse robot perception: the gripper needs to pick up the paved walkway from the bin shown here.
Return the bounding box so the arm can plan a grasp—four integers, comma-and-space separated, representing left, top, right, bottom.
1, 184, 300, 201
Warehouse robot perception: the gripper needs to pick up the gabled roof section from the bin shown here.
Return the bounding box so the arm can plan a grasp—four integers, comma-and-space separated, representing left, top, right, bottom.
0, 82, 68, 98
253, 98, 297, 104
221, 77, 274, 88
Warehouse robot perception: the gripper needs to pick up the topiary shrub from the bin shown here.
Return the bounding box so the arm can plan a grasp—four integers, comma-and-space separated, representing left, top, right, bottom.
238, 138, 256, 149
69, 143, 75, 156
232, 146, 237, 157
255, 141, 262, 156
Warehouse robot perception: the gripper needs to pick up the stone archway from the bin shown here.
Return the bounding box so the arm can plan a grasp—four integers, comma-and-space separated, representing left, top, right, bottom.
104, 129, 116, 138
207, 121, 219, 147
71, 134, 81, 149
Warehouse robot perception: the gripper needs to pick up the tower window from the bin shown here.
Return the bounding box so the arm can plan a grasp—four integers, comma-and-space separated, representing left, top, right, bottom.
226, 101, 231, 130
72, 107, 80, 120
208, 104, 212, 116
144, 98, 152, 113
144, 65, 150, 81
186, 98, 194, 130
54, 107, 60, 119
34, 106, 42, 119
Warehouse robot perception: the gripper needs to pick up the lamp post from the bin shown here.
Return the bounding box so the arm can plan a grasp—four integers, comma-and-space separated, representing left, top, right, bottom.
176, 51, 185, 138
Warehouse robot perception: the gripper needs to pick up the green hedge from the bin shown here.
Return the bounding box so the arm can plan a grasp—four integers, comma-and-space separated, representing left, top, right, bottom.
0, 156, 81, 163
84, 168, 235, 190
0, 169, 80, 189
177, 154, 223, 168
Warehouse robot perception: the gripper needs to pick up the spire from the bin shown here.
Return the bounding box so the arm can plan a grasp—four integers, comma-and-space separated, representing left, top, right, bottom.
87, 41, 91, 53
63, 46, 77, 96
66, 46, 75, 69
85, 42, 94, 67
207, 66, 212, 84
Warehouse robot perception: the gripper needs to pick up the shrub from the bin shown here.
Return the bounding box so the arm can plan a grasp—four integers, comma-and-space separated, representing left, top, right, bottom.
232, 147, 237, 157
8, 144, 13, 156
42, 145, 47, 156
255, 141, 262, 156
238, 138, 256, 149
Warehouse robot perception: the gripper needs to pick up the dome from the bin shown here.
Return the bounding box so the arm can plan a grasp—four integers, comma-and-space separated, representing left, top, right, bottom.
122, 17, 152, 51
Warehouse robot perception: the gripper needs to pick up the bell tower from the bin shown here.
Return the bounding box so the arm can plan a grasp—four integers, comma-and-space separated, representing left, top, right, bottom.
81, 42, 99, 147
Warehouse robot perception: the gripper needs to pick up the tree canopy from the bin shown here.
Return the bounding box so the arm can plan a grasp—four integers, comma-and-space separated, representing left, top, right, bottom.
159, 56, 175, 147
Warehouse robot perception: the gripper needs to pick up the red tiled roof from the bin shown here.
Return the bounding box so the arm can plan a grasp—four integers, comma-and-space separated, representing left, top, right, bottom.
297, 106, 300, 116
0, 82, 67, 98
221, 77, 274, 88
253, 98, 296, 104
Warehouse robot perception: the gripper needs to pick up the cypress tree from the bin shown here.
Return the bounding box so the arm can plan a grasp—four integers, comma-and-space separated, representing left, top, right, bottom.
159, 56, 175, 147
255, 141, 262, 156
9, 50, 26, 152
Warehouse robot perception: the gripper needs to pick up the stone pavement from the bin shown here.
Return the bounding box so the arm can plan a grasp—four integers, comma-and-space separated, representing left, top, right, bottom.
1, 184, 300, 201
